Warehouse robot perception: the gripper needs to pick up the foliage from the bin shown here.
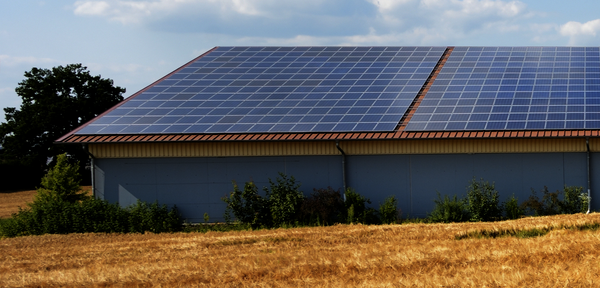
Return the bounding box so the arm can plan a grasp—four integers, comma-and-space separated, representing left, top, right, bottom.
504, 194, 524, 220
0, 64, 125, 183
0, 198, 182, 237
0, 155, 182, 238
264, 173, 304, 227
343, 188, 379, 224
223, 173, 304, 228
223, 175, 385, 227
465, 178, 502, 222
561, 186, 586, 214
34, 153, 89, 203
428, 192, 469, 223
521, 186, 587, 216
520, 189, 545, 216
299, 187, 345, 226
127, 201, 182, 233
223, 181, 269, 228
580, 192, 591, 213
379, 195, 400, 224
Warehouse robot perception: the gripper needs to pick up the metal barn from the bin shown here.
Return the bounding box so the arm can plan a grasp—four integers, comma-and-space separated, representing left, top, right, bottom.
58, 46, 600, 221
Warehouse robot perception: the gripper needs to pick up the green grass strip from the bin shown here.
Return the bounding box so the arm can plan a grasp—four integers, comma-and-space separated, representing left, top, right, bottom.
456, 222, 600, 240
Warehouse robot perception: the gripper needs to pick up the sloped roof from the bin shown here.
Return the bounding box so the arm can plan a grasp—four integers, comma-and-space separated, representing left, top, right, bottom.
58, 46, 600, 144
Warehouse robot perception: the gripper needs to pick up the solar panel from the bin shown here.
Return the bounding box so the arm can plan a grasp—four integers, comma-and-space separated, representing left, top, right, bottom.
76, 46, 445, 134
405, 46, 600, 131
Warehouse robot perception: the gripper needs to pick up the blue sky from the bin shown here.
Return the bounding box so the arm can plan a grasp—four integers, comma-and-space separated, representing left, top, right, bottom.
2, 0, 600, 122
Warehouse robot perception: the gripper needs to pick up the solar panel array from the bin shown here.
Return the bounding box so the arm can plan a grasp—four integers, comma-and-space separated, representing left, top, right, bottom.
405, 47, 600, 131
76, 46, 445, 135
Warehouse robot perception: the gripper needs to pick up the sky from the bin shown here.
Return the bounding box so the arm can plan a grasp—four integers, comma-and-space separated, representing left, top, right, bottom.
2, 0, 600, 122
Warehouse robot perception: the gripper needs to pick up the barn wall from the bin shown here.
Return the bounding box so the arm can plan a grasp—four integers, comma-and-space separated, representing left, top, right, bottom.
346, 153, 590, 218
94, 152, 594, 222
94, 156, 343, 222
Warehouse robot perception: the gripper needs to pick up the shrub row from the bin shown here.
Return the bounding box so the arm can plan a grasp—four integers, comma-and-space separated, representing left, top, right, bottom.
0, 153, 183, 238
222, 173, 400, 228
0, 198, 183, 237
224, 174, 591, 227
4, 154, 591, 237
428, 178, 590, 223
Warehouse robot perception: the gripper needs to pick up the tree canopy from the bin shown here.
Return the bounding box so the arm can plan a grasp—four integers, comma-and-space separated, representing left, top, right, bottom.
0, 64, 125, 181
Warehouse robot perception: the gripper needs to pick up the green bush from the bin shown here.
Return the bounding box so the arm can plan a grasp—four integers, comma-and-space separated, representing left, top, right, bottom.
343, 188, 379, 224
223, 175, 385, 227
580, 192, 591, 213
0, 198, 182, 237
299, 187, 345, 226
265, 173, 304, 227
223, 173, 304, 228
520, 188, 545, 216
465, 178, 502, 222
379, 195, 400, 224
504, 194, 524, 220
35, 153, 89, 203
0, 154, 183, 238
521, 186, 587, 216
223, 181, 269, 228
127, 201, 183, 233
560, 186, 586, 214
428, 192, 469, 223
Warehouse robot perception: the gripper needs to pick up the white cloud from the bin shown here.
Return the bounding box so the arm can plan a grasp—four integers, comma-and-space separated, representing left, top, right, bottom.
371, 0, 528, 33
72, 0, 541, 45
560, 19, 600, 36
73, 0, 377, 38
72, 0, 337, 24
559, 19, 600, 45
0, 55, 58, 67
73, 1, 110, 16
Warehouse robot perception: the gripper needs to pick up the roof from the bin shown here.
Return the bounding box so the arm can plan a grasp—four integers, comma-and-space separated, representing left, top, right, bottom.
58, 46, 600, 144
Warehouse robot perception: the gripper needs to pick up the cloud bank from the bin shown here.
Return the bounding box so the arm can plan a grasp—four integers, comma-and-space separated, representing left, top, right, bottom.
72, 0, 600, 46
560, 19, 600, 45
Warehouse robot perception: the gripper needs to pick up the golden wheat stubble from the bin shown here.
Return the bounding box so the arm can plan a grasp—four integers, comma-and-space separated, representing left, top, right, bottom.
1, 213, 600, 287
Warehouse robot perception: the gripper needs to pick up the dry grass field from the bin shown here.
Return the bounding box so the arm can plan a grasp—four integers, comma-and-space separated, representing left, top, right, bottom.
0, 212, 599, 287
0, 189, 38, 218
0, 186, 92, 218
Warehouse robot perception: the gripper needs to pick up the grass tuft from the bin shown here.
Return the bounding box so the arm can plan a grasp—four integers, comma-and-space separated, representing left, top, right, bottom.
456, 220, 600, 240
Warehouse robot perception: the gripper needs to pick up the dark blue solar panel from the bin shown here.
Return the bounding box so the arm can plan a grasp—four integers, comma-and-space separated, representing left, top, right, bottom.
405, 47, 600, 131
76, 46, 445, 134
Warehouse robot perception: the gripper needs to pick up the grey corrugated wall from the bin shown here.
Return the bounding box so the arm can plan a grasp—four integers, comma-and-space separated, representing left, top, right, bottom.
94, 152, 594, 222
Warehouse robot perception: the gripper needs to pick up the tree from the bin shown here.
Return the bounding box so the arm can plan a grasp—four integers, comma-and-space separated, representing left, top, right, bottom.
34, 153, 89, 204
0, 64, 124, 184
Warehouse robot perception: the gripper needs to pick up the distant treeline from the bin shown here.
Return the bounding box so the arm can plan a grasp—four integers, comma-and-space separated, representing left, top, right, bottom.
0, 160, 90, 191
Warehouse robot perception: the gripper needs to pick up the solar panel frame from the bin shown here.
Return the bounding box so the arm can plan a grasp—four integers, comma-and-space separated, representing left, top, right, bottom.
405, 46, 600, 131
76, 46, 446, 135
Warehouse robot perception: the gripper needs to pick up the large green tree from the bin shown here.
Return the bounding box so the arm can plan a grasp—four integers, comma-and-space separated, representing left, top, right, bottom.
0, 64, 125, 183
